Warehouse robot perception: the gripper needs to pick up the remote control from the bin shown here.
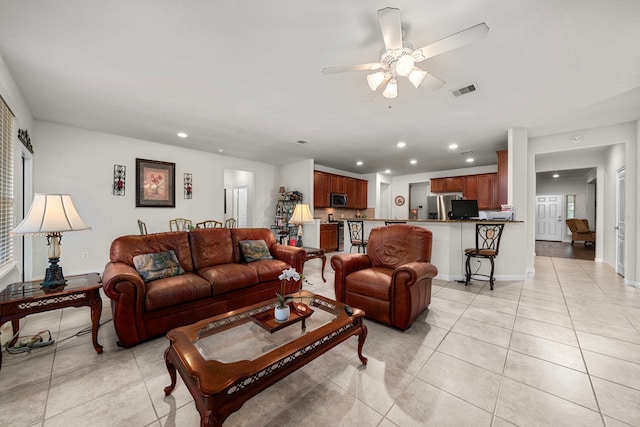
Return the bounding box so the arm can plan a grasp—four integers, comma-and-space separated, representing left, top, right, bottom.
345, 305, 353, 316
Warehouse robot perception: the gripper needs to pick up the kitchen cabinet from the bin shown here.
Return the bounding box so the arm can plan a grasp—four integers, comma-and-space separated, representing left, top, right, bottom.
313, 171, 367, 209
320, 223, 338, 251
497, 150, 508, 207
355, 179, 368, 209
463, 175, 477, 200
431, 176, 464, 193
314, 171, 331, 207
476, 173, 497, 209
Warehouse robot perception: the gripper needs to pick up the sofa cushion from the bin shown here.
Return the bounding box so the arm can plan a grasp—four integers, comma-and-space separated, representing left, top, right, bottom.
345, 267, 393, 301
231, 228, 277, 263
188, 228, 235, 270
239, 240, 273, 263
110, 231, 194, 272
197, 263, 260, 295
133, 250, 185, 283
144, 273, 212, 311
245, 258, 290, 282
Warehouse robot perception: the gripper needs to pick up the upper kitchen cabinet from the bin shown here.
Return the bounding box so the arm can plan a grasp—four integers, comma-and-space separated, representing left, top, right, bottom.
497, 150, 508, 207
314, 171, 331, 207
313, 171, 367, 209
476, 173, 497, 210
431, 176, 464, 193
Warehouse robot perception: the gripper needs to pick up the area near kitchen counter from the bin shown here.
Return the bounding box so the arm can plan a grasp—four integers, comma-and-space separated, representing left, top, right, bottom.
338, 219, 526, 282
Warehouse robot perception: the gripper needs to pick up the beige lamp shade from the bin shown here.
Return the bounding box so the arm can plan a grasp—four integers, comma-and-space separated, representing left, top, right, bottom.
289, 204, 314, 224
12, 193, 91, 235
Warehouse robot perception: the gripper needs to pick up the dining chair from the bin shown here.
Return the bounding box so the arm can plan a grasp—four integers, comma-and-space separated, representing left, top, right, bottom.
137, 219, 148, 235
347, 220, 367, 253
224, 218, 237, 228
464, 223, 505, 290
196, 220, 223, 229
169, 218, 193, 231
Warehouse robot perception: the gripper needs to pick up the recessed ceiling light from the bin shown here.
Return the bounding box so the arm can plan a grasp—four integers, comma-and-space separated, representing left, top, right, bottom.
356, 161, 363, 166
410, 159, 417, 165
385, 169, 391, 174
218, 148, 224, 153
397, 142, 406, 148
449, 143, 458, 150
177, 132, 188, 138
553, 173, 559, 178
466, 158, 474, 163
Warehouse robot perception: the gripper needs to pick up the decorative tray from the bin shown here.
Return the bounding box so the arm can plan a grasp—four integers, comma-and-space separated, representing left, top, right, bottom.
252, 302, 314, 333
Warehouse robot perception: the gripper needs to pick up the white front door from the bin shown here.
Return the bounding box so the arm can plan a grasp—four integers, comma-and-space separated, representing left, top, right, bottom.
535, 194, 564, 241
616, 168, 625, 276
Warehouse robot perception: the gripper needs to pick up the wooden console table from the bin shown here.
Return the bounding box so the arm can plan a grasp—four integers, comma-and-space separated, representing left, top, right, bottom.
0, 273, 103, 369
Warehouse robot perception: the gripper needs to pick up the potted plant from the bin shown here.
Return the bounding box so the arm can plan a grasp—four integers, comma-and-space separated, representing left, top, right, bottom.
275, 267, 301, 322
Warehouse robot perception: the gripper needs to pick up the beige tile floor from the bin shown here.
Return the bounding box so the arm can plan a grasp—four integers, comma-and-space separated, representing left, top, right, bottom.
1, 255, 640, 426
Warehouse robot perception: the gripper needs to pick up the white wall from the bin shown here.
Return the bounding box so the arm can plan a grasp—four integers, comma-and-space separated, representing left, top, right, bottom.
29, 121, 281, 280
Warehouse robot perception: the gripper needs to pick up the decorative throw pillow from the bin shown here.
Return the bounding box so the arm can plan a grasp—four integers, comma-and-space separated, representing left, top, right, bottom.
133, 250, 185, 283
239, 240, 273, 263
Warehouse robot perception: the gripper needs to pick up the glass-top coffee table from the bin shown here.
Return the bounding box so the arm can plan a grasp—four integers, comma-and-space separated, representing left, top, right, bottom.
164, 290, 367, 426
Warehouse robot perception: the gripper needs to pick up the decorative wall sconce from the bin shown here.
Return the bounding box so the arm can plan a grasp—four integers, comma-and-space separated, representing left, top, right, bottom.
184, 173, 192, 199
113, 165, 126, 196
18, 129, 34, 153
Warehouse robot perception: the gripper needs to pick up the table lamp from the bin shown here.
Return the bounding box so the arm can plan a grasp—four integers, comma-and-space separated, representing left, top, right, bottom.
288, 203, 314, 247
12, 194, 91, 288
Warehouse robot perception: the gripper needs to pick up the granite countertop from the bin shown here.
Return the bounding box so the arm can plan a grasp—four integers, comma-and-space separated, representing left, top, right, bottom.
330, 218, 523, 223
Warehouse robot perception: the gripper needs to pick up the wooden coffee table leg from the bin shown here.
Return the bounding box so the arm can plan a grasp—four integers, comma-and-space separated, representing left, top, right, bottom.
164, 346, 178, 396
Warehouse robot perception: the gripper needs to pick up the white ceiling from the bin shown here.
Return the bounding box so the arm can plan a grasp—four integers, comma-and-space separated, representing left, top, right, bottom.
1, 1, 639, 176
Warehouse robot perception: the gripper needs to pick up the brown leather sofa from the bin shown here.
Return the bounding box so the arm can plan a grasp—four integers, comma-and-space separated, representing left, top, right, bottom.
102, 228, 305, 347
331, 224, 438, 330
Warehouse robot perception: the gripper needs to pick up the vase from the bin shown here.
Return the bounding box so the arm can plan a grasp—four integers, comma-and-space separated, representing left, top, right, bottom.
274, 305, 290, 322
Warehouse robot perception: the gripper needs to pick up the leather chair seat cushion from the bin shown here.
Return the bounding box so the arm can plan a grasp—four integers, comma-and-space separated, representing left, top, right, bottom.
245, 259, 291, 283
145, 273, 212, 311
197, 263, 260, 295
465, 248, 497, 257
345, 267, 393, 301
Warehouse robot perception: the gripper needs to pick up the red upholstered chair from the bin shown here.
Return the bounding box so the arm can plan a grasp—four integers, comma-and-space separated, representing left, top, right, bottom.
331, 224, 438, 330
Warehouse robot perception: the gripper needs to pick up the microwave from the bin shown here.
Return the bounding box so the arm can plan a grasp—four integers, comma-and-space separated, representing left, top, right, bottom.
330, 193, 348, 207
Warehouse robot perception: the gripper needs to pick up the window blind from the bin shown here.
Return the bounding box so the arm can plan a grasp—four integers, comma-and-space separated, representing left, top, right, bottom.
0, 95, 14, 270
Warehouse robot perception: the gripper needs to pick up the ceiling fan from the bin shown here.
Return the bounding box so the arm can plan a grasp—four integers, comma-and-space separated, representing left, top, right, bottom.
322, 7, 489, 98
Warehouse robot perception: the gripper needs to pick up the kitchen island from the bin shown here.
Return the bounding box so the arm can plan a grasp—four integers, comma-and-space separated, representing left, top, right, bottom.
341, 219, 527, 282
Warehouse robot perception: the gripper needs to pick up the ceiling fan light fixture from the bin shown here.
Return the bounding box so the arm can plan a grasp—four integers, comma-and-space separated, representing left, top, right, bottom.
408, 67, 427, 88
395, 55, 415, 77
367, 71, 386, 91
383, 79, 398, 99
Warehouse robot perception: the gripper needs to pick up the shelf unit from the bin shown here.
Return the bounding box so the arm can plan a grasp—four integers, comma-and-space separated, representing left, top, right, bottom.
272, 192, 303, 244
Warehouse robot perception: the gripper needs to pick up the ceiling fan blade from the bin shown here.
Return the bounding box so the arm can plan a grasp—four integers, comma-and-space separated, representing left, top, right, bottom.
422, 73, 446, 90
321, 63, 383, 74
413, 23, 489, 62
378, 7, 403, 51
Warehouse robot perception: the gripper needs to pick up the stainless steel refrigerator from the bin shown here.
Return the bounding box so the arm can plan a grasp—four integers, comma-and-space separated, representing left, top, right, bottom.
427, 195, 461, 220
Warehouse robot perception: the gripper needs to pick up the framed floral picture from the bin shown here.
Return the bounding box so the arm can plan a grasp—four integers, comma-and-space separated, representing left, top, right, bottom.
136, 158, 176, 207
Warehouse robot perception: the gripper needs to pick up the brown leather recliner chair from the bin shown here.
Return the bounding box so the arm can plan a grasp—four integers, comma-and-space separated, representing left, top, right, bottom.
331, 224, 438, 330
566, 218, 596, 246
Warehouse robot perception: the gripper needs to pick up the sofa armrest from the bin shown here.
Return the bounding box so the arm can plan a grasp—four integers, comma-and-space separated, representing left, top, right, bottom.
102, 261, 146, 300
102, 261, 149, 347
330, 253, 372, 302
270, 244, 306, 273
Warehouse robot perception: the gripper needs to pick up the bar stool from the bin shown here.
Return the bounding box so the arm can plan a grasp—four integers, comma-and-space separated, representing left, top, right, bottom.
464, 223, 504, 290
347, 220, 368, 253
169, 218, 192, 231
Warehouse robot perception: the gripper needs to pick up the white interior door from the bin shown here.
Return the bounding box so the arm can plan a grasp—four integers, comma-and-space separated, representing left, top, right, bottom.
233, 186, 248, 227
535, 194, 564, 241
616, 168, 625, 276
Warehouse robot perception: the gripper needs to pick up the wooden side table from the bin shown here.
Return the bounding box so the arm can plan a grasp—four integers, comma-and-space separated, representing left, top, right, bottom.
302, 247, 326, 282
0, 272, 103, 369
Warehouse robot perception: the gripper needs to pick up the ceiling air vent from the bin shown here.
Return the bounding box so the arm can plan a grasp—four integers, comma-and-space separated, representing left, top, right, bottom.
451, 84, 477, 97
